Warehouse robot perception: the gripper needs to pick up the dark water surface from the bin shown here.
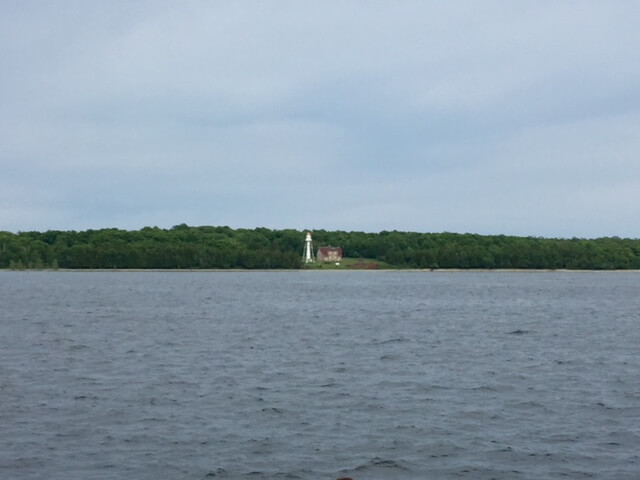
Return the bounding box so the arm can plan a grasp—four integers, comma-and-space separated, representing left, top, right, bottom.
1, 271, 639, 479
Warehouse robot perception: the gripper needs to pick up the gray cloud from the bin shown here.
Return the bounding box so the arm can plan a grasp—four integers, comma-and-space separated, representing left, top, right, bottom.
2, 1, 640, 237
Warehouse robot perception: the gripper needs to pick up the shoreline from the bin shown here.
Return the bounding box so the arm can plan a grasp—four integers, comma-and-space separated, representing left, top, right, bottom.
3, 268, 640, 273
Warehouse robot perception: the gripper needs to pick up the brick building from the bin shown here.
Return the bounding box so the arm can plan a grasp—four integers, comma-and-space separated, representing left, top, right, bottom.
317, 246, 343, 263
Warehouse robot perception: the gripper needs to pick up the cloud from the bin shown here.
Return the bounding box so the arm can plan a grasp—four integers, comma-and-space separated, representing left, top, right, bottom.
1, 1, 640, 236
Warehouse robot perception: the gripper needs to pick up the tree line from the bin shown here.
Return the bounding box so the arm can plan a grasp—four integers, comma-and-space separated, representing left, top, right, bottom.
1, 224, 640, 270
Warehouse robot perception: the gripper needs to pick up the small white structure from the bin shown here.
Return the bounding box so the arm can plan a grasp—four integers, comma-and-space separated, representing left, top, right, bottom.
302, 232, 315, 263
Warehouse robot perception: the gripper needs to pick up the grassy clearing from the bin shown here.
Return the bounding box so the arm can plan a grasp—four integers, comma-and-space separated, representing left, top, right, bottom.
301, 257, 392, 270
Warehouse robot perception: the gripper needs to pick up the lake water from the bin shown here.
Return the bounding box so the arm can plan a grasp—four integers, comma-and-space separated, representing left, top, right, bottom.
1, 271, 639, 479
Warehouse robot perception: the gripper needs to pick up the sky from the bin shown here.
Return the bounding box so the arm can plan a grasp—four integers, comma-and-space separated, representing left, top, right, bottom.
2, 1, 640, 238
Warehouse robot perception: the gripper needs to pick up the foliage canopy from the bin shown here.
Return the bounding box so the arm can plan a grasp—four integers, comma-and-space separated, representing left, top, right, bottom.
1, 225, 639, 270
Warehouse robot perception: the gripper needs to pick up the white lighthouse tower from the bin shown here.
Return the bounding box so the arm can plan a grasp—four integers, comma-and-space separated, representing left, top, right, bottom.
302, 232, 315, 263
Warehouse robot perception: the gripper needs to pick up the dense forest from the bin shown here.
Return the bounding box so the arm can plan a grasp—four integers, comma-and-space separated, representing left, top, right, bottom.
1, 224, 640, 270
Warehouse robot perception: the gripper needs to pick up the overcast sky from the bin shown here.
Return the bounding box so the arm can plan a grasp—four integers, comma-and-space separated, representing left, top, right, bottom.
2, 1, 640, 237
